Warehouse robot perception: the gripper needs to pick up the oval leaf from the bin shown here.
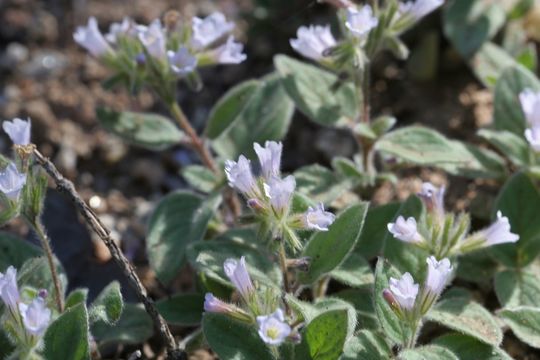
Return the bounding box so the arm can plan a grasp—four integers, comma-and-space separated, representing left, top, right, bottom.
147, 191, 220, 284
299, 202, 369, 284
96, 107, 184, 150
274, 55, 358, 127
499, 306, 540, 348
44, 303, 90, 360
203, 313, 275, 360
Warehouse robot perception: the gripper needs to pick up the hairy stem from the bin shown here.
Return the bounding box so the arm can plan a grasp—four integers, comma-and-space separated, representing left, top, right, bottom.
278, 241, 291, 314
32, 149, 186, 360
168, 102, 241, 220
33, 220, 64, 313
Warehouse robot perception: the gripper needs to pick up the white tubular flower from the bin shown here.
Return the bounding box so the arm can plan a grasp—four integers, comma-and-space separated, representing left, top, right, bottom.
254, 141, 283, 180
213, 36, 247, 64
290, 25, 337, 61
417, 182, 446, 216
388, 272, 419, 312
264, 175, 296, 213
224, 155, 257, 196
203, 293, 233, 313
191, 12, 235, 50
345, 5, 379, 39
387, 216, 423, 244
479, 211, 520, 246
0, 266, 20, 311
399, 0, 444, 20
73, 17, 111, 57
519, 89, 540, 126
167, 47, 198, 75
257, 309, 291, 345
105, 17, 136, 43
0, 163, 27, 201
138, 19, 166, 59
18, 297, 51, 336
303, 203, 335, 231
223, 256, 254, 300
3, 117, 31, 145
525, 124, 540, 152
425, 256, 452, 296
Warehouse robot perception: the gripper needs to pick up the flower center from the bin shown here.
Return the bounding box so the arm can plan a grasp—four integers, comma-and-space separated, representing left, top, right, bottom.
266, 327, 279, 340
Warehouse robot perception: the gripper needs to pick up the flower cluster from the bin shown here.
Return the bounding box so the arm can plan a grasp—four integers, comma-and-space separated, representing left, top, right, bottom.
384, 256, 453, 321
290, 0, 443, 66
73, 12, 246, 94
0, 118, 31, 203
519, 89, 540, 152
387, 182, 519, 257
225, 141, 335, 251
0, 266, 52, 350
204, 257, 295, 346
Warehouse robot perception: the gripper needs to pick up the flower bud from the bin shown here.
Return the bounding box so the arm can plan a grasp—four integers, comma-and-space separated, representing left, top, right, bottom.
247, 198, 265, 212
254, 141, 282, 180
38, 289, 48, 299
417, 182, 445, 218
223, 256, 255, 302
0, 163, 26, 202
0, 266, 20, 311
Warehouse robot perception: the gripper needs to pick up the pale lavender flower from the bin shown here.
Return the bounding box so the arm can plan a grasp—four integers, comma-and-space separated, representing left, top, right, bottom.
256, 309, 291, 345
223, 256, 254, 300
191, 12, 235, 50
345, 5, 379, 39
204, 293, 233, 313
399, 0, 444, 20
417, 182, 445, 216
388, 272, 419, 311
0, 163, 27, 201
3, 118, 31, 145
264, 175, 296, 213
167, 47, 198, 75
479, 211, 519, 246
213, 36, 247, 64
18, 297, 51, 336
519, 89, 540, 126
73, 17, 111, 57
0, 266, 20, 311
254, 141, 282, 180
387, 216, 423, 243
303, 203, 335, 231
225, 155, 257, 196
105, 17, 136, 43
290, 25, 337, 61
425, 256, 452, 296
525, 123, 540, 152
138, 19, 166, 59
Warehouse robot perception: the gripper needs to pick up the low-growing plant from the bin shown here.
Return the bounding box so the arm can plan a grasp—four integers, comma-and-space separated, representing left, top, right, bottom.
2, 0, 540, 359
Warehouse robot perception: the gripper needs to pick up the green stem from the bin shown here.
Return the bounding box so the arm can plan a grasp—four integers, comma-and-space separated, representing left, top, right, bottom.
313, 276, 330, 299
32, 220, 64, 313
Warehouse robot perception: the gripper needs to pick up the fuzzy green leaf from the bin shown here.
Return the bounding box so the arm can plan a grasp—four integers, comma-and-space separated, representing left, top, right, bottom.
44, 303, 90, 360
299, 203, 368, 284
211, 74, 293, 159
295, 309, 349, 360
203, 313, 275, 360
96, 108, 184, 150
499, 306, 540, 348
274, 55, 358, 127
147, 191, 220, 284
491, 172, 540, 267
89, 281, 123, 325
426, 297, 503, 346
